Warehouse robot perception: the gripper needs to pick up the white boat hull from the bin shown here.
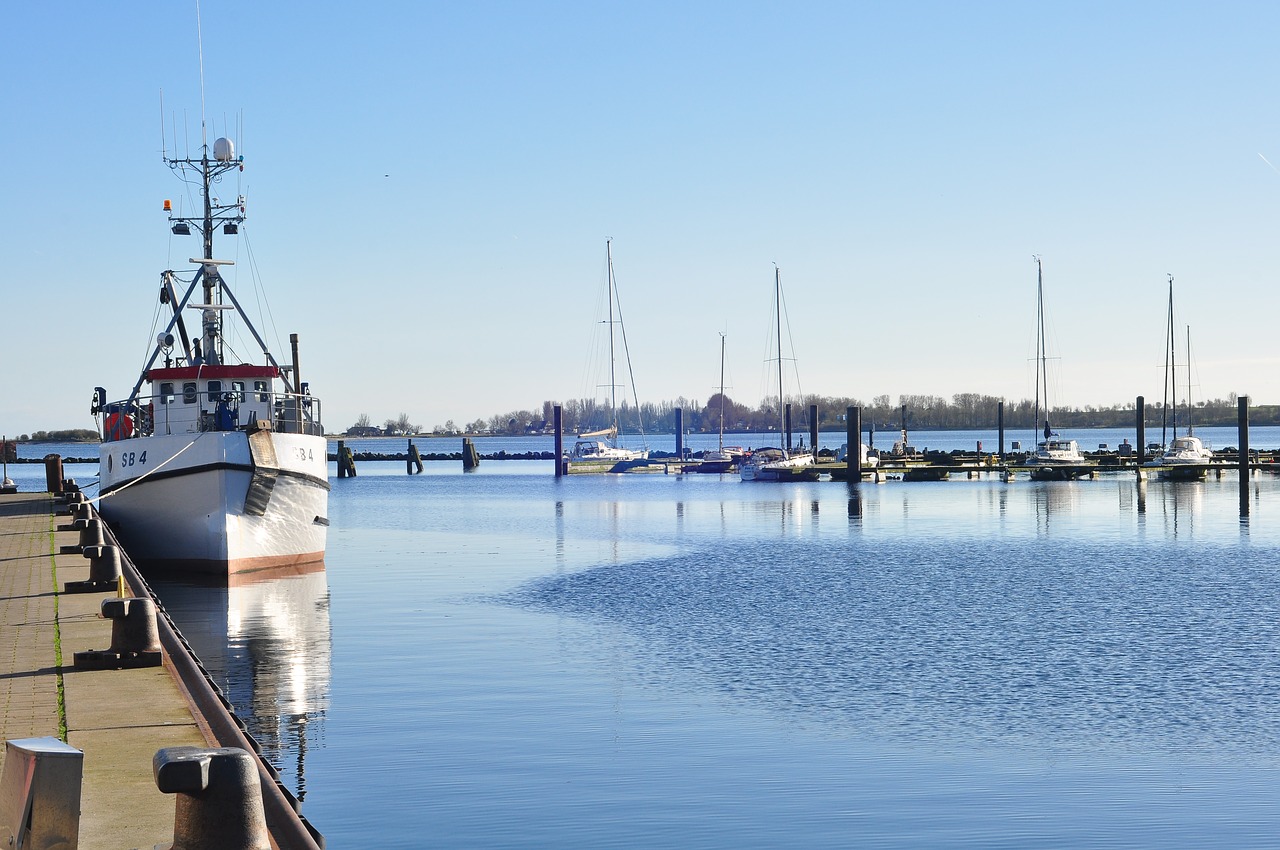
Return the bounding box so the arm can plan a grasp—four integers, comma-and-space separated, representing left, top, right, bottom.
98, 430, 329, 575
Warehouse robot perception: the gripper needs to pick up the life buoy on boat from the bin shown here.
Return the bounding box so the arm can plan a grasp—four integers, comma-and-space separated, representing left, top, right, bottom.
104, 412, 133, 442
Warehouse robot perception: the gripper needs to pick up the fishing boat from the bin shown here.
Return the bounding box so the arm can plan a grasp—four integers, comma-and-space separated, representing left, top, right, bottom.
569, 239, 648, 464
1151, 277, 1213, 481
1023, 256, 1092, 481
740, 266, 815, 482
697, 333, 746, 473
92, 132, 329, 575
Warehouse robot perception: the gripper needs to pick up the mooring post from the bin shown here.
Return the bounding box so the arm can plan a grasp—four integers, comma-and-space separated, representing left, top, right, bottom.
784, 404, 792, 451
675, 408, 684, 460
337, 439, 347, 478
848, 406, 861, 479
1239, 395, 1250, 514
809, 403, 819, 459
997, 401, 1005, 460
462, 437, 480, 470
407, 439, 423, 474
1136, 395, 1146, 466
554, 405, 563, 478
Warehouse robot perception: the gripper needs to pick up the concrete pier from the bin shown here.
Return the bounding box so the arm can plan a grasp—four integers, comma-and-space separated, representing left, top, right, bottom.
0, 492, 320, 850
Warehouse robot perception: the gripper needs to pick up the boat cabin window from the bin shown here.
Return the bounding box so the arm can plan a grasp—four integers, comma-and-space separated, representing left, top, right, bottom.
255, 380, 269, 402
231, 381, 245, 401
207, 380, 222, 402
182, 382, 198, 404
159, 382, 174, 404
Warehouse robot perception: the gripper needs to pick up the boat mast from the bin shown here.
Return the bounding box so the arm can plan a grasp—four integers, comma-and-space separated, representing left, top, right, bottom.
607, 239, 618, 437
1185, 324, 1194, 437
716, 332, 727, 455
1034, 256, 1046, 441
1164, 275, 1176, 445
774, 265, 785, 447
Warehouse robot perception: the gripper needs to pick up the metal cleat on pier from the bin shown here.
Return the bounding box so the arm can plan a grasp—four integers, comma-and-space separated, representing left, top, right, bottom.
72, 597, 162, 669
153, 747, 269, 850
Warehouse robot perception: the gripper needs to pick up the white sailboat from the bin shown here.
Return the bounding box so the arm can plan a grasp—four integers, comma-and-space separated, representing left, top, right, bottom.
1153, 277, 1213, 480
93, 131, 328, 575
1024, 256, 1092, 481
570, 239, 648, 463
697, 333, 746, 473
740, 266, 815, 482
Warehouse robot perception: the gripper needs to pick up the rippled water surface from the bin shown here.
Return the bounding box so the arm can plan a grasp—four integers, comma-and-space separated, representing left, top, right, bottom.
147, 461, 1280, 848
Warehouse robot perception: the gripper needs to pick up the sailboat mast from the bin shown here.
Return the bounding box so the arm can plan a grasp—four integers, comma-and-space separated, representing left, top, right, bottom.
1034, 256, 1045, 440
1186, 325, 1194, 436
1166, 275, 1176, 443
606, 239, 618, 434
716, 332, 727, 450
775, 266, 784, 442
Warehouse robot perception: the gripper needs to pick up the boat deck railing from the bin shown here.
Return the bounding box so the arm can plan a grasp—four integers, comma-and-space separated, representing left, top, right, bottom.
100, 389, 324, 441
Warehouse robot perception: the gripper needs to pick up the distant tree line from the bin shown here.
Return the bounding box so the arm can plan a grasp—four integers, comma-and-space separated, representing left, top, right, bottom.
433, 391, 1276, 436
14, 429, 99, 443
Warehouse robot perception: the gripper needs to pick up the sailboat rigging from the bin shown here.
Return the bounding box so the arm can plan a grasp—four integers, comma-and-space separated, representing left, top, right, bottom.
740, 266, 816, 482
696, 333, 746, 473
570, 239, 648, 463
1024, 255, 1091, 481
1151, 276, 1213, 479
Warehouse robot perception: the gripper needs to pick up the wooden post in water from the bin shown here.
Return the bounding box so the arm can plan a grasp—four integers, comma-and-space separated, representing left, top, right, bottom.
554, 405, 563, 478
462, 437, 480, 470
675, 408, 684, 460
809, 404, 818, 459
407, 439, 423, 474
1239, 396, 1250, 515
847, 406, 861, 479
337, 439, 347, 478
784, 403, 792, 452
997, 401, 1004, 460
1136, 395, 1146, 466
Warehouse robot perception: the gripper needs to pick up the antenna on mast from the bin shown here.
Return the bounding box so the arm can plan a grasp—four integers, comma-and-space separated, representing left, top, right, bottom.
159, 88, 167, 160
196, 0, 207, 149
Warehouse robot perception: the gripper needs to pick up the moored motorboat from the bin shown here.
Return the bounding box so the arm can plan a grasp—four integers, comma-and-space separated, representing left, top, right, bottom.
94, 133, 328, 575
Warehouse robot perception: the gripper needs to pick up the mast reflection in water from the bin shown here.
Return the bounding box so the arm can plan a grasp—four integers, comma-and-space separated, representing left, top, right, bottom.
150, 566, 332, 801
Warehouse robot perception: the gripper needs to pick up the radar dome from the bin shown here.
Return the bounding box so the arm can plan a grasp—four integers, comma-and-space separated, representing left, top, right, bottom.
214, 137, 235, 162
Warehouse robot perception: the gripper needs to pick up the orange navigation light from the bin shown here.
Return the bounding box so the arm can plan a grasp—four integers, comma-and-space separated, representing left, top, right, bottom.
163, 199, 172, 211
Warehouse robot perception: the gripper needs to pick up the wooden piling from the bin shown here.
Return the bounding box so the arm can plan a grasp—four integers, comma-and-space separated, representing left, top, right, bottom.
847, 406, 861, 478
1239, 396, 1250, 515
675, 408, 684, 460
784, 404, 792, 451
337, 439, 349, 478
809, 404, 818, 458
554, 405, 563, 478
1136, 395, 1145, 465
407, 439, 423, 475
997, 401, 1004, 459
462, 437, 480, 470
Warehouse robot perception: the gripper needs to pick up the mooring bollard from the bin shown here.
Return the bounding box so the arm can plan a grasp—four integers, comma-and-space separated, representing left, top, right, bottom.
65, 545, 124, 594
153, 746, 270, 850
462, 437, 480, 470
43, 454, 64, 494
73, 597, 162, 669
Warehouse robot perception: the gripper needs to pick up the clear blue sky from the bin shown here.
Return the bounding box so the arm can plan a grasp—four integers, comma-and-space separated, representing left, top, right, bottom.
4, 1, 1279, 436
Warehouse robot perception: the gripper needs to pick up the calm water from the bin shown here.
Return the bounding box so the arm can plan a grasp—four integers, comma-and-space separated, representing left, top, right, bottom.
13, 445, 1280, 846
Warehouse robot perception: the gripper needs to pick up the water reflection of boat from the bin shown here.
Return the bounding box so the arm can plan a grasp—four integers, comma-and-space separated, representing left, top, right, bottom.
152, 566, 331, 801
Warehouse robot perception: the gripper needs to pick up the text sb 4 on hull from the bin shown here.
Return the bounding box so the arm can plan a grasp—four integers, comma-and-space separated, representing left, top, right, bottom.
92, 134, 329, 576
